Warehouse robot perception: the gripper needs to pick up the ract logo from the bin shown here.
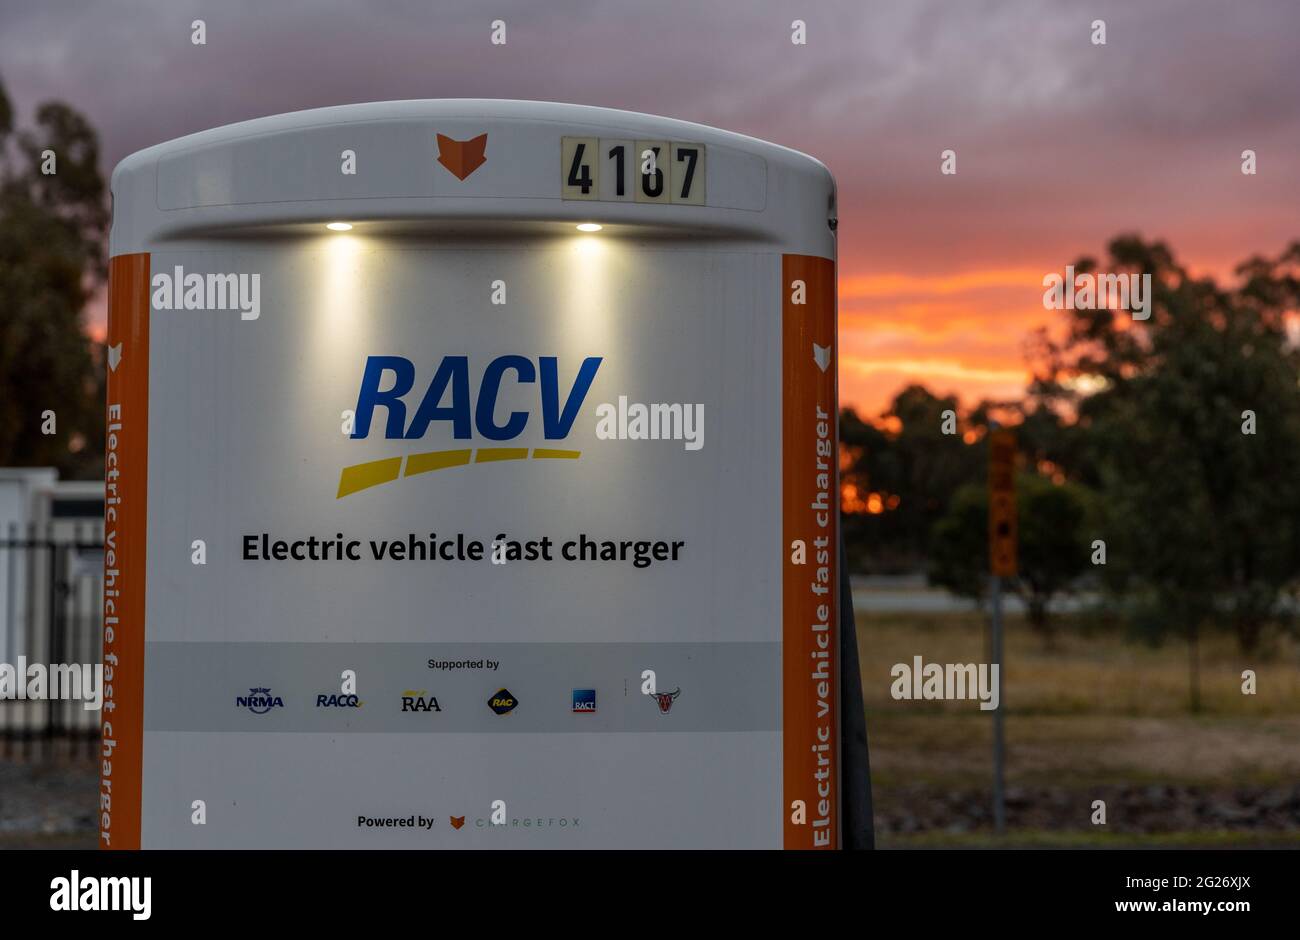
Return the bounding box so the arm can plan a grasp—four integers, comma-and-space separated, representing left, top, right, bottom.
351, 355, 602, 441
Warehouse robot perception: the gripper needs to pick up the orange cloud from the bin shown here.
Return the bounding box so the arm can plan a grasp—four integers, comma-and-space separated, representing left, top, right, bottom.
840, 267, 1045, 299
837, 267, 1057, 413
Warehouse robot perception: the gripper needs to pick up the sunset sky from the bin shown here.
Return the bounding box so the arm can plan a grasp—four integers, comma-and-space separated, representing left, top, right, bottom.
2, 0, 1296, 417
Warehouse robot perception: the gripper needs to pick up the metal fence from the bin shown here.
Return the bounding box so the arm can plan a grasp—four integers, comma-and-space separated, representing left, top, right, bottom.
0, 522, 103, 760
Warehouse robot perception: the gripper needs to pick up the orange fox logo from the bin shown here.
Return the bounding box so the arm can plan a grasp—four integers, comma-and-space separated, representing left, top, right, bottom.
436, 133, 487, 180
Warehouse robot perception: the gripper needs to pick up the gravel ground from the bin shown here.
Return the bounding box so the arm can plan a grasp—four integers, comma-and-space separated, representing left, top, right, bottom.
0, 758, 98, 848
876, 783, 1300, 837
5, 759, 1300, 849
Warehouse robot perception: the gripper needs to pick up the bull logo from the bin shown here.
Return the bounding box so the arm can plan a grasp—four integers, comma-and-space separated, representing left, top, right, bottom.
436, 132, 488, 180
651, 688, 681, 715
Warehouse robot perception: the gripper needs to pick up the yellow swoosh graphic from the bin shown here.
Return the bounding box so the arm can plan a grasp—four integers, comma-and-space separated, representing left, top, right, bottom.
336, 457, 403, 498
336, 448, 582, 498
406, 449, 472, 476
474, 448, 529, 463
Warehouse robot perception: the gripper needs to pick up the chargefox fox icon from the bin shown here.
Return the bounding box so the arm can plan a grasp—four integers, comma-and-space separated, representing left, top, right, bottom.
436, 133, 488, 180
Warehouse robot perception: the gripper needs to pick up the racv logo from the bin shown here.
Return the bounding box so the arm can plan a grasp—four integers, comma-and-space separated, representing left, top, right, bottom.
337, 354, 602, 498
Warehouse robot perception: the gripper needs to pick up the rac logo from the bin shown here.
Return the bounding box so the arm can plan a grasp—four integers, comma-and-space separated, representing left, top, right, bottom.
337, 354, 602, 499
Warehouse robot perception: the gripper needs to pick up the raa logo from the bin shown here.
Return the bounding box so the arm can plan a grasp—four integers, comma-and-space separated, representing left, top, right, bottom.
436, 132, 487, 180
401, 690, 442, 713
488, 688, 518, 715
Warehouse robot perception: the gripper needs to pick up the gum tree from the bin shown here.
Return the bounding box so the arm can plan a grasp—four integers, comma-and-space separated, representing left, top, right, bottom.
1030, 235, 1300, 706
0, 76, 108, 478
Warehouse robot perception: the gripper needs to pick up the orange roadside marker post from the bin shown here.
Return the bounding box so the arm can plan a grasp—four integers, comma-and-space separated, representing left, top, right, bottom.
988, 426, 1016, 835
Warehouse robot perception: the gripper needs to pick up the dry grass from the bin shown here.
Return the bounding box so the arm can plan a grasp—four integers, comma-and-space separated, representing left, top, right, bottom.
859, 611, 1300, 717
867, 712, 1300, 789
858, 612, 1300, 790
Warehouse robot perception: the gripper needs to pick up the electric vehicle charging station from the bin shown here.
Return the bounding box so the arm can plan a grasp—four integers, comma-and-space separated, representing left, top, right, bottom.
101, 100, 863, 848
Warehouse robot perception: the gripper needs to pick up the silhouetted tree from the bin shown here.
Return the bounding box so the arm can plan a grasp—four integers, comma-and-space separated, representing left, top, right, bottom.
1030, 235, 1300, 704
0, 76, 107, 478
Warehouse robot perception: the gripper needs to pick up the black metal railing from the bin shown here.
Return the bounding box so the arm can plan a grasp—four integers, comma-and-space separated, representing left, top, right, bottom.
0, 522, 103, 760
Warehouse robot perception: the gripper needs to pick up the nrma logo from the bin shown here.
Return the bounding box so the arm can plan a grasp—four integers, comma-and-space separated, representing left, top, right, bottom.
337, 354, 601, 498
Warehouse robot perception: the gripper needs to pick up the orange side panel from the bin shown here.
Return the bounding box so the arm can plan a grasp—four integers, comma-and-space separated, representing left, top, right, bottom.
101, 253, 150, 849
782, 254, 838, 849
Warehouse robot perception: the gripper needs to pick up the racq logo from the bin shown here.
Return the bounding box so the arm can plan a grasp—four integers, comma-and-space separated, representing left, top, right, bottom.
316, 693, 361, 708
337, 354, 601, 498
